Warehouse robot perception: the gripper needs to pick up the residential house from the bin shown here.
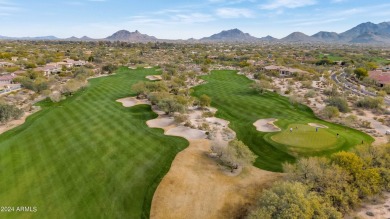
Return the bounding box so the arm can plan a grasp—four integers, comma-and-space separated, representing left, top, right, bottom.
36, 64, 62, 76
262, 65, 309, 77
0, 62, 15, 67
0, 73, 16, 84
368, 70, 390, 87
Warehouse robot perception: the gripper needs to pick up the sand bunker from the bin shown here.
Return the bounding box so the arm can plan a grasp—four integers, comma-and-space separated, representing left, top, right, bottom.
116, 97, 149, 107
147, 117, 174, 128
253, 118, 281, 132
205, 117, 229, 127
166, 126, 207, 140
308, 123, 328, 128
146, 75, 162, 81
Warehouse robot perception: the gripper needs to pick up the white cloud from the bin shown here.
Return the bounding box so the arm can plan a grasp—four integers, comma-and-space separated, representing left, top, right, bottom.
216, 8, 255, 18
292, 18, 345, 26
0, 0, 22, 16
171, 13, 214, 23
260, 0, 316, 10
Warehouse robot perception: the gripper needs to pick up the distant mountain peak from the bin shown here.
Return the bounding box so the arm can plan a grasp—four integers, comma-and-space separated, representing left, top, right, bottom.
105, 30, 157, 42
201, 28, 259, 42
281, 32, 316, 42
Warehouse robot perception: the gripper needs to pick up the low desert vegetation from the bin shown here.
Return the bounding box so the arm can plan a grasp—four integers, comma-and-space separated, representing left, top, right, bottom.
0, 102, 23, 124
247, 143, 390, 218
211, 139, 257, 172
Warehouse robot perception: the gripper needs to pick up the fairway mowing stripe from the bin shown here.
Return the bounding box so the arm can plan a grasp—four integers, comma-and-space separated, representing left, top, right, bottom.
0, 68, 189, 218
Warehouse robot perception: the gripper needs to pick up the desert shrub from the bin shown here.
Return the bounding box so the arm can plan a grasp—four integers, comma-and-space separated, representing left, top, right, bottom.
173, 114, 188, 124
321, 106, 340, 119
248, 181, 342, 219
198, 122, 210, 131
304, 90, 315, 98
49, 91, 62, 103
356, 97, 383, 109
326, 97, 350, 113
301, 81, 312, 89
0, 103, 23, 124
201, 111, 215, 118
211, 139, 256, 171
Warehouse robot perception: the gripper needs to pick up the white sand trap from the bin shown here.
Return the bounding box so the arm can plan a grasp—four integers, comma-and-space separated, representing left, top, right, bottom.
128, 66, 137, 69
205, 117, 229, 127
144, 66, 153, 69
166, 126, 207, 140
147, 118, 174, 128
308, 123, 328, 128
146, 75, 162, 81
253, 118, 281, 132
116, 97, 149, 107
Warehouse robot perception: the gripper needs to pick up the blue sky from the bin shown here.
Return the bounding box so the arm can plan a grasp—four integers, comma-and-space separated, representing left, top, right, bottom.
1, 0, 389, 39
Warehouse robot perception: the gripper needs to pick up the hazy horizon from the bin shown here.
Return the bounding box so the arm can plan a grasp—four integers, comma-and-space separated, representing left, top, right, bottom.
1, 0, 389, 39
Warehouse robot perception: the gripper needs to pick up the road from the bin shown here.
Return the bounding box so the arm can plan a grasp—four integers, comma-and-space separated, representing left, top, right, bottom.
331, 72, 390, 106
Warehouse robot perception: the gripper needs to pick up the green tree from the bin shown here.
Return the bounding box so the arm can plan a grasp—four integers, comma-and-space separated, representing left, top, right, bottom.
157, 97, 185, 115
248, 181, 341, 219
321, 106, 339, 119
131, 82, 147, 98
331, 151, 381, 198
326, 97, 350, 113
284, 157, 359, 213
0, 103, 23, 124
354, 68, 368, 79
212, 139, 257, 171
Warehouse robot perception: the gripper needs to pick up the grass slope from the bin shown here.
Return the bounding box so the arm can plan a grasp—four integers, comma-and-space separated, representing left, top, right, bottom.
0, 67, 188, 219
193, 70, 373, 171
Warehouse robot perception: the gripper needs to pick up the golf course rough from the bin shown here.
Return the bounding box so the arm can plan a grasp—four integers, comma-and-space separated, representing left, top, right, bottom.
0, 67, 188, 219
192, 70, 373, 171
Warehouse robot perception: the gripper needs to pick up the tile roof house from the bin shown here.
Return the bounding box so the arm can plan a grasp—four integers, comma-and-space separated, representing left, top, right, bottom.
262, 65, 309, 77
368, 70, 390, 87
0, 73, 16, 84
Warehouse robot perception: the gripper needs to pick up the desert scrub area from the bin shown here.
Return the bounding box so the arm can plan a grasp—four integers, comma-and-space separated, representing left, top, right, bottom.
0, 67, 188, 218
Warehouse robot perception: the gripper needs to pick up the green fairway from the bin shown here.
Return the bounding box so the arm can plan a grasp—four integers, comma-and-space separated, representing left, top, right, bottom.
271, 124, 339, 153
0, 67, 188, 219
193, 70, 373, 171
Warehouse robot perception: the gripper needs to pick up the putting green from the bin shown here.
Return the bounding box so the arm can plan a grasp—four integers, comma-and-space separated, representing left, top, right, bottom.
271, 124, 340, 153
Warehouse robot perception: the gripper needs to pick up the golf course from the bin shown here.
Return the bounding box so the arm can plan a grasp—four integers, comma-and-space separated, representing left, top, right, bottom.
0, 68, 373, 218
0, 67, 188, 218
192, 70, 373, 171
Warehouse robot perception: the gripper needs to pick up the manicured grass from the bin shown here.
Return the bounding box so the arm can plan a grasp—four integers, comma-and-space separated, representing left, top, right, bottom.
193, 70, 373, 171
0, 67, 188, 219
271, 124, 339, 153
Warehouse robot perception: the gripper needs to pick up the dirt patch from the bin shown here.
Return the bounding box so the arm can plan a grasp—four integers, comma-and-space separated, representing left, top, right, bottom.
146, 75, 163, 81
0, 111, 34, 135
308, 123, 328, 128
150, 139, 282, 219
348, 192, 390, 219
253, 118, 281, 132
116, 97, 149, 107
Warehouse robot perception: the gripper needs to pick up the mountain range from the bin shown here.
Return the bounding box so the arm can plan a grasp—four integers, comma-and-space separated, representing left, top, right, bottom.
1, 21, 390, 44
